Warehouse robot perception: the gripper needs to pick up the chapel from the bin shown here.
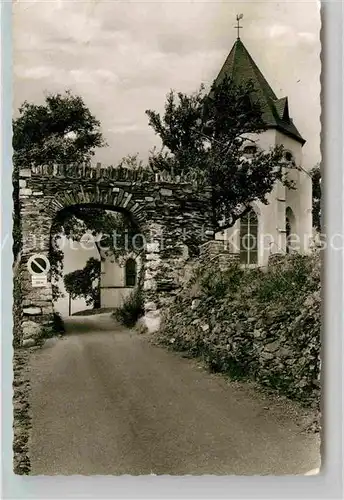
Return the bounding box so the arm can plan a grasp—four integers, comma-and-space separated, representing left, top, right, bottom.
214, 32, 313, 266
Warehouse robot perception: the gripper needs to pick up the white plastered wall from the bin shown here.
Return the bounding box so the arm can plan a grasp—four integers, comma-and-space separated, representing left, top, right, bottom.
100, 253, 141, 308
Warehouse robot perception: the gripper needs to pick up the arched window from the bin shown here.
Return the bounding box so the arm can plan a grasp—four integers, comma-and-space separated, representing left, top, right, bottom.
240, 209, 258, 265
286, 207, 296, 253
125, 258, 137, 287
286, 217, 291, 254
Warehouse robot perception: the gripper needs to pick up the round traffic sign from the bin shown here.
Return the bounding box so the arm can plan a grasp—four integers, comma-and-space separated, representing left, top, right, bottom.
27, 254, 50, 275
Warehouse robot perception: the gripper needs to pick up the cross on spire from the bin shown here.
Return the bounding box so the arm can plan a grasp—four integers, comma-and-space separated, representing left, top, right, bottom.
235, 13, 243, 39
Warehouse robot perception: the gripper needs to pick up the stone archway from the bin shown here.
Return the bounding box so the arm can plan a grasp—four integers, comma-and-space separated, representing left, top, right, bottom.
17, 164, 214, 345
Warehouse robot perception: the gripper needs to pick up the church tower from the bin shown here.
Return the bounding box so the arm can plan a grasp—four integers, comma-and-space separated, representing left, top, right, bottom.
215, 26, 313, 266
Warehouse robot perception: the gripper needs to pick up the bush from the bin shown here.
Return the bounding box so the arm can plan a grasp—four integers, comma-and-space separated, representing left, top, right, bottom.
199, 264, 244, 298
52, 312, 65, 335
113, 288, 144, 327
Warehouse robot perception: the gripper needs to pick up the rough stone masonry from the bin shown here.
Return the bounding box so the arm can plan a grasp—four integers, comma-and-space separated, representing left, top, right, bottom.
16, 163, 214, 345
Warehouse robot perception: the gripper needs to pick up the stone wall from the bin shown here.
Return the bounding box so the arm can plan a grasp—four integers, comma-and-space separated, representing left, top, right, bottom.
16, 164, 214, 345
154, 253, 321, 407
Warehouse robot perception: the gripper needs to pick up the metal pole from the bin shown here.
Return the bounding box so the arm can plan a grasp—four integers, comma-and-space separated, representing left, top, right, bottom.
69, 293, 72, 316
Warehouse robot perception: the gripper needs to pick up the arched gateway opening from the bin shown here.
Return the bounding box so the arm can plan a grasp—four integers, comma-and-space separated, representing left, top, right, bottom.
50, 204, 144, 317
17, 164, 214, 344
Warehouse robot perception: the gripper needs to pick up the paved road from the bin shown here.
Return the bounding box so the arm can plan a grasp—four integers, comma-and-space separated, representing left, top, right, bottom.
29, 314, 320, 475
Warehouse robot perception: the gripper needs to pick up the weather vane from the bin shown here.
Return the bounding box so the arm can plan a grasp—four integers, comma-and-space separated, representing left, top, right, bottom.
235, 13, 243, 39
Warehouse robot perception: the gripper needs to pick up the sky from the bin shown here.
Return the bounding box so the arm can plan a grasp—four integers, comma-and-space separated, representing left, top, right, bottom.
13, 0, 321, 170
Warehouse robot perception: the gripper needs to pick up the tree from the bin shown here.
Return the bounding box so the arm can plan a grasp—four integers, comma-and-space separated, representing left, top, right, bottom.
146, 77, 296, 231
311, 164, 321, 232
63, 257, 101, 309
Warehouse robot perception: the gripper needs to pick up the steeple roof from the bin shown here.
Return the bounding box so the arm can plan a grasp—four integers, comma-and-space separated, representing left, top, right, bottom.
214, 38, 305, 145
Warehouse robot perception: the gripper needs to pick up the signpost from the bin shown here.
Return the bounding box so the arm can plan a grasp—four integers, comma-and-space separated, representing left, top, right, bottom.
27, 254, 50, 288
